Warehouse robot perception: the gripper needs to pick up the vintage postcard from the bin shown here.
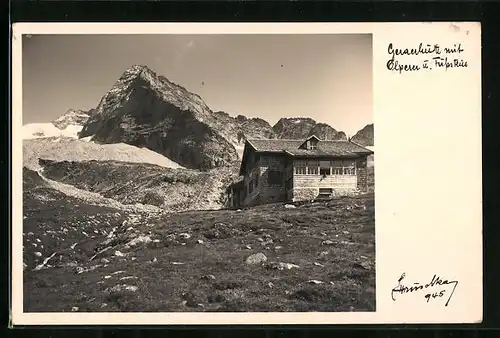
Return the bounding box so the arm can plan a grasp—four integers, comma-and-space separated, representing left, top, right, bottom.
11, 22, 482, 325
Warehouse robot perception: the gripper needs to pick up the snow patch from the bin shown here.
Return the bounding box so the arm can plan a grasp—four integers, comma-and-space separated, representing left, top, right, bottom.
23, 123, 82, 140
24, 137, 185, 170
79, 135, 94, 142
234, 144, 245, 159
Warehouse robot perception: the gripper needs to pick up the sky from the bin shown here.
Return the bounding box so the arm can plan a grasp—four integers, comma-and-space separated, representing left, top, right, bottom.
22, 34, 372, 136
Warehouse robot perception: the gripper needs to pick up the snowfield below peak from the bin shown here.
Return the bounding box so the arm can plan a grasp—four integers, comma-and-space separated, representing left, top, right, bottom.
23, 137, 185, 171
23, 123, 83, 140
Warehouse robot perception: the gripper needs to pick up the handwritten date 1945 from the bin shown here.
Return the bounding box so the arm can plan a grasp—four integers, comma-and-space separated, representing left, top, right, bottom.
391, 273, 458, 307
424, 290, 446, 303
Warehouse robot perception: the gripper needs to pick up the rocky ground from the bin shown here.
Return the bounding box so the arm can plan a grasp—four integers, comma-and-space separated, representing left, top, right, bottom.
38, 159, 240, 212
23, 166, 375, 312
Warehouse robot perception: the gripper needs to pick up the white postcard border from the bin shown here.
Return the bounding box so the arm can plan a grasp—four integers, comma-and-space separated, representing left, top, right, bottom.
11, 22, 482, 325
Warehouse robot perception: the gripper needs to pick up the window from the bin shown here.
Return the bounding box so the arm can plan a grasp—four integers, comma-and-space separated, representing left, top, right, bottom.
319, 188, 333, 195
295, 167, 307, 175
317, 188, 333, 200
343, 159, 355, 167
320, 167, 331, 176
320, 160, 331, 176
332, 167, 343, 175
307, 139, 319, 150
344, 167, 355, 175
294, 160, 307, 175
331, 160, 343, 175
343, 160, 356, 176
308, 167, 319, 175
268, 171, 283, 185
260, 156, 269, 166
330, 159, 356, 175
307, 160, 319, 175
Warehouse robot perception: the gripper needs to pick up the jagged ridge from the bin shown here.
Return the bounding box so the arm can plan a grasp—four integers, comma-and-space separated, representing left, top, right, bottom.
272, 117, 347, 140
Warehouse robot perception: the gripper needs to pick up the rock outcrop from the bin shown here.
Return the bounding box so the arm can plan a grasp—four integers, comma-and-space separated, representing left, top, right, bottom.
272, 117, 347, 140
211, 111, 277, 145
52, 109, 93, 130
351, 124, 374, 146
309, 122, 347, 141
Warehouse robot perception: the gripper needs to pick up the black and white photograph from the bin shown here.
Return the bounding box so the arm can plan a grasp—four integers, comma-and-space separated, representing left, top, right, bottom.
11, 21, 484, 325
20, 33, 375, 313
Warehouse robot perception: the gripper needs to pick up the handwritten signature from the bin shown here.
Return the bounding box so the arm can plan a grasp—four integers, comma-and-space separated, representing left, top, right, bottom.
391, 273, 459, 306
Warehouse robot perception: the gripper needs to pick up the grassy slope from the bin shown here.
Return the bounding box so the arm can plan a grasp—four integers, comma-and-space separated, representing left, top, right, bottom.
23, 183, 375, 312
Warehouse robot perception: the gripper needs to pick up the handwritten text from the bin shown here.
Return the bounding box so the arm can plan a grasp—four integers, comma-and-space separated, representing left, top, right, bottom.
391, 272, 459, 306
386, 43, 468, 74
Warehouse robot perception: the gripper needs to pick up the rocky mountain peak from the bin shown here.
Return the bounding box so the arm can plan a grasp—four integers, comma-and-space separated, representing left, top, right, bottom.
52, 109, 92, 130
129, 64, 151, 73
79, 65, 239, 171
104, 64, 212, 121
118, 64, 157, 80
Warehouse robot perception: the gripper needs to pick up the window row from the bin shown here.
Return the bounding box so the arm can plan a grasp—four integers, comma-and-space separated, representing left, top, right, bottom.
294, 167, 356, 175
294, 159, 356, 176
295, 160, 356, 167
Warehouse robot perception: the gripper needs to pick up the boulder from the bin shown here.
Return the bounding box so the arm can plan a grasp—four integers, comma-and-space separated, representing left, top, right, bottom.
245, 252, 267, 265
